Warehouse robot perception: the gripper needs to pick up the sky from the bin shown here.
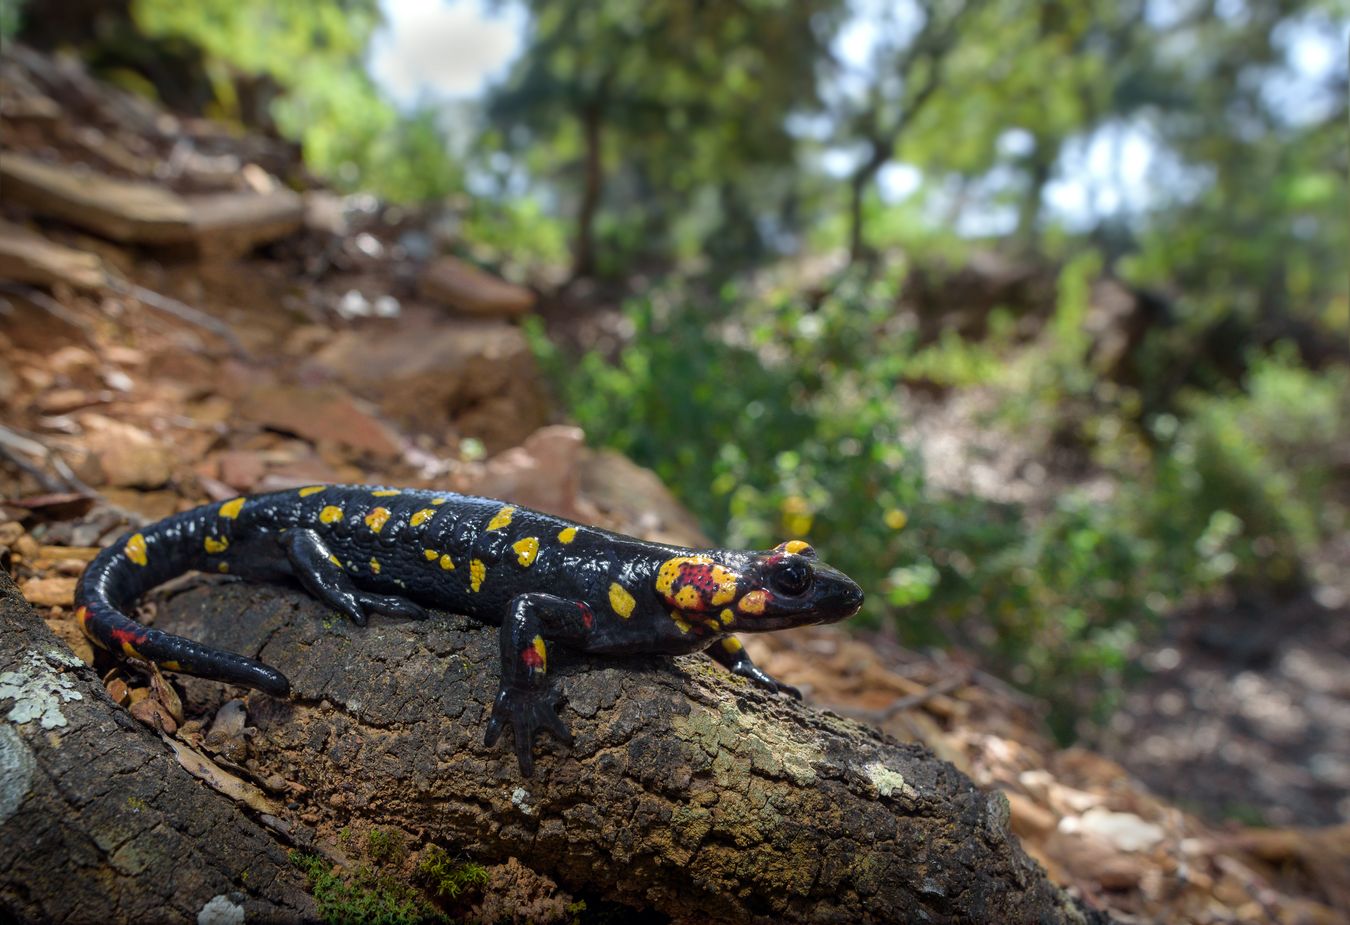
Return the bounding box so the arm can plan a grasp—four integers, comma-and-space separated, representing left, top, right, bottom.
369, 0, 1348, 234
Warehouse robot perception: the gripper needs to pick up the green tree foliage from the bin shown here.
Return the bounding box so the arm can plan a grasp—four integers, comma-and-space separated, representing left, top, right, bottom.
132, 0, 460, 202
487, 0, 847, 277
533, 272, 1350, 737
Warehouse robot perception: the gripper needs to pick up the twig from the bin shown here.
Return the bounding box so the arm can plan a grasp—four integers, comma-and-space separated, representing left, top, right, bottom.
840, 670, 972, 725
0, 282, 98, 343
0, 423, 98, 496
106, 278, 251, 360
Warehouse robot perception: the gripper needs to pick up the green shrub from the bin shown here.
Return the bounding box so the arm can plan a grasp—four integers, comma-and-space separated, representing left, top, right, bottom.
532, 271, 1348, 737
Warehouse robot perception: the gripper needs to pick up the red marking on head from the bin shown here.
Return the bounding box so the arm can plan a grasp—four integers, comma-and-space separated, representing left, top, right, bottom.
521, 647, 545, 669
577, 602, 594, 629
679, 562, 718, 592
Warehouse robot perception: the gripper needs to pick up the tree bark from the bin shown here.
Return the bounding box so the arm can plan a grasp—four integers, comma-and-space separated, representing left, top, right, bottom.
847, 144, 890, 265
571, 100, 605, 281
131, 577, 1107, 925
0, 572, 314, 924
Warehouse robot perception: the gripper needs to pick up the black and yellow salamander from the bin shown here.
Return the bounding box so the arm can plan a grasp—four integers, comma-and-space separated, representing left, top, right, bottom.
75, 485, 864, 774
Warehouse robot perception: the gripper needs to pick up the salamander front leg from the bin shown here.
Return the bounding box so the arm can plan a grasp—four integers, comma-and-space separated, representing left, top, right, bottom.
708, 636, 802, 699
280, 529, 426, 626
484, 592, 596, 777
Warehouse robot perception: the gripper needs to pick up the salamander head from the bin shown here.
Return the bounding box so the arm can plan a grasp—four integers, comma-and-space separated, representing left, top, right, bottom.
655, 541, 864, 632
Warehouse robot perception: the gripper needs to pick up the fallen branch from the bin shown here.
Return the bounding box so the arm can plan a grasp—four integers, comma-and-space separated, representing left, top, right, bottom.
142, 579, 1112, 924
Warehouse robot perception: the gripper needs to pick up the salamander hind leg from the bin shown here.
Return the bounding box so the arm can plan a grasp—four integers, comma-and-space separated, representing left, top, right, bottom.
484, 593, 596, 777
280, 528, 424, 626
708, 636, 802, 699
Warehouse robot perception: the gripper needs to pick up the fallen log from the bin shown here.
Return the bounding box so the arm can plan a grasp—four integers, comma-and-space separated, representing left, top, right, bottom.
146, 578, 1109, 924
0, 572, 314, 923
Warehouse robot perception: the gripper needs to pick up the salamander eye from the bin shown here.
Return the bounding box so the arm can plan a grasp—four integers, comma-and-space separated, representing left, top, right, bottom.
770, 560, 813, 597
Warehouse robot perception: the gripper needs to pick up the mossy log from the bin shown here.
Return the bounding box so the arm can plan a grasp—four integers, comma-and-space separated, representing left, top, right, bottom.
2, 572, 1111, 923
0, 572, 314, 923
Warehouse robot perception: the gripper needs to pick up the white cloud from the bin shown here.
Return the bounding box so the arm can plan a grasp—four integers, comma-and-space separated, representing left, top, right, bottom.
371, 0, 525, 105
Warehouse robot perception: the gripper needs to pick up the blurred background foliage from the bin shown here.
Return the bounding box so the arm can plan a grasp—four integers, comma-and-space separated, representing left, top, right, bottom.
10, 0, 1348, 736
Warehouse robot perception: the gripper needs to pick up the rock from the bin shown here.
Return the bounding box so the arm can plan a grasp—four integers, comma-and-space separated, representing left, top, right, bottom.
187, 188, 304, 260
303, 310, 547, 452
0, 151, 193, 243
215, 450, 267, 491
19, 576, 76, 607
417, 255, 536, 317
1096, 856, 1145, 892
1007, 791, 1059, 840
0, 153, 301, 256
238, 384, 406, 460
80, 415, 172, 488
0, 218, 106, 290
579, 449, 712, 547
1060, 806, 1165, 853
460, 426, 586, 519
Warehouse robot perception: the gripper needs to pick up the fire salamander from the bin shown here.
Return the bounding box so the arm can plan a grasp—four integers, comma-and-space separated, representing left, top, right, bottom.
75, 485, 864, 775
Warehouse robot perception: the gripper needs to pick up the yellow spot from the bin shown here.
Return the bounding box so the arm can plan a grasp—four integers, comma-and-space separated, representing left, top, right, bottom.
721, 636, 744, 654
410, 508, 436, 527
219, 497, 246, 519
557, 526, 578, 544
161, 660, 181, 671
487, 506, 515, 531
704, 618, 721, 632
709, 571, 738, 606
439, 554, 455, 571
371, 489, 401, 497
203, 536, 229, 554
298, 486, 325, 498
739, 590, 768, 615
319, 505, 344, 524
218, 562, 229, 573
120, 641, 143, 660
431, 497, 447, 505
783, 539, 814, 555
513, 537, 540, 567
531, 635, 548, 672
124, 533, 148, 567
672, 614, 691, 634
884, 509, 908, 531
720, 608, 735, 625
327, 554, 342, 569
609, 583, 636, 619
674, 586, 703, 610
364, 507, 391, 532
470, 559, 486, 592
369, 557, 381, 574
424, 549, 438, 561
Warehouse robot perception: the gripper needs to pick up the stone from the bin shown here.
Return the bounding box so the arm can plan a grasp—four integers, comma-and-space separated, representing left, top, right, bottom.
0, 219, 106, 290
19, 577, 76, 607
238, 384, 406, 460
0, 153, 301, 256
0, 152, 193, 243
302, 309, 547, 452
417, 254, 536, 317
80, 415, 172, 488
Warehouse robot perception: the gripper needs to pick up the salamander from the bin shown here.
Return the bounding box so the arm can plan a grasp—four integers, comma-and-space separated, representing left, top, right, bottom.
74, 484, 865, 775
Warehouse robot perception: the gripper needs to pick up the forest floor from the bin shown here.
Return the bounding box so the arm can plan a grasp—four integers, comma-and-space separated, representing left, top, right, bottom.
2, 43, 1348, 924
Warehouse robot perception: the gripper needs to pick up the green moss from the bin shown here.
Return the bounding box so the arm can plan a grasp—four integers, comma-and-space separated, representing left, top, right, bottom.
290, 850, 445, 925
366, 828, 407, 865
415, 844, 489, 900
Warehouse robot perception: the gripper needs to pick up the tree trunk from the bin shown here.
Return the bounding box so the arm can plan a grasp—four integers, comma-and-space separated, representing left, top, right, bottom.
151, 578, 1106, 924
0, 572, 314, 924
571, 100, 604, 281
848, 143, 891, 266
